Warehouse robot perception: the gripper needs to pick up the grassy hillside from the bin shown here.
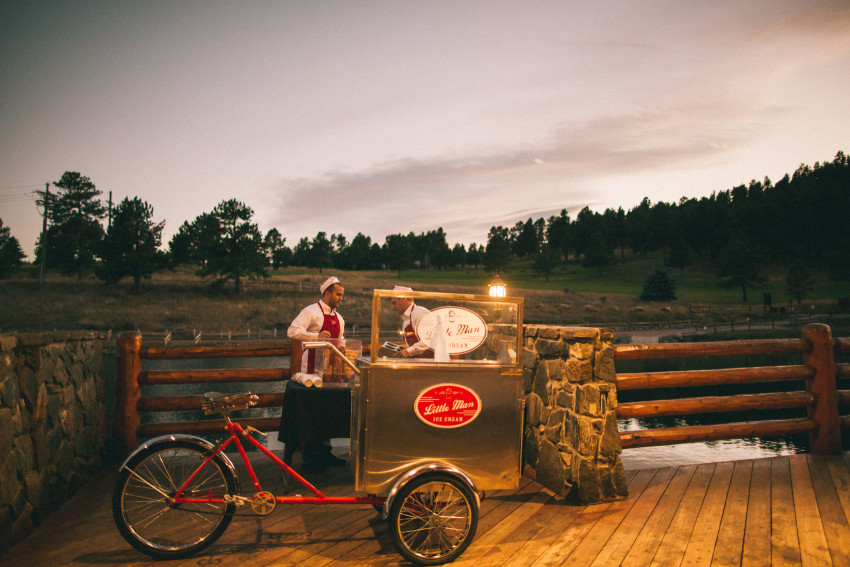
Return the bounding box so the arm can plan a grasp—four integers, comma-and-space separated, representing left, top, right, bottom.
367, 252, 849, 305
391, 256, 850, 338
2, 254, 848, 335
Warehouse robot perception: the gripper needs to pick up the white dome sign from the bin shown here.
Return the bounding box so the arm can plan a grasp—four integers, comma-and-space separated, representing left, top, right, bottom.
415, 307, 488, 355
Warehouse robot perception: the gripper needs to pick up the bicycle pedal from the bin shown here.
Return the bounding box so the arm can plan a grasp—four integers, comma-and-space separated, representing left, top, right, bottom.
251, 491, 276, 515
223, 494, 250, 506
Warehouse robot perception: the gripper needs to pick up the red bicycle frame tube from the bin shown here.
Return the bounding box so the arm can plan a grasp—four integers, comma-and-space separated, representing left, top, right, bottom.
173, 421, 384, 508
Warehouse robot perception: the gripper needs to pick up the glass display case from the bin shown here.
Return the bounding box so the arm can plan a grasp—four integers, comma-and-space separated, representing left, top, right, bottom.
368, 289, 523, 365
353, 290, 525, 494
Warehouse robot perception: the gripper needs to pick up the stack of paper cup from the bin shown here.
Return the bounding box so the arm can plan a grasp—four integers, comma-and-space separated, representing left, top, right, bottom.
292, 373, 323, 387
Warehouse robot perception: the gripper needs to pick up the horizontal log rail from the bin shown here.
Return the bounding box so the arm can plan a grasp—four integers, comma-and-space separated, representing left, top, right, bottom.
613, 338, 810, 360
139, 368, 288, 385
140, 344, 293, 359
616, 365, 814, 391
617, 391, 814, 419
137, 392, 285, 413
614, 324, 846, 454
137, 417, 282, 438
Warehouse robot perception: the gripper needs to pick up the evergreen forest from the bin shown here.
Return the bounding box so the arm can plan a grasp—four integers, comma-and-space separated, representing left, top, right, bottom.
1, 152, 848, 300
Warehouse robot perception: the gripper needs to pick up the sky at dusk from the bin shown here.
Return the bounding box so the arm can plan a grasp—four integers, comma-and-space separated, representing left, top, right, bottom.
2, 1, 849, 259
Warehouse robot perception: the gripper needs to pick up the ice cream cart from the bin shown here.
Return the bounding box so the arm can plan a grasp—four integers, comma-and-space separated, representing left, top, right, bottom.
112, 289, 524, 565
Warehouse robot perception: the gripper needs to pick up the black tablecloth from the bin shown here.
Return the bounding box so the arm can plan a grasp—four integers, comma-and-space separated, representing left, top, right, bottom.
278, 381, 351, 464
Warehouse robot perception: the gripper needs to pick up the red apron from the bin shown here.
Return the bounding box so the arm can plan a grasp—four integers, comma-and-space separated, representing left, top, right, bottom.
305, 303, 340, 373
404, 304, 434, 358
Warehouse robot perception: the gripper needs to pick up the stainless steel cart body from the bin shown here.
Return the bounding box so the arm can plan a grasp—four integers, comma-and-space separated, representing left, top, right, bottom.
352, 290, 524, 498
354, 361, 522, 494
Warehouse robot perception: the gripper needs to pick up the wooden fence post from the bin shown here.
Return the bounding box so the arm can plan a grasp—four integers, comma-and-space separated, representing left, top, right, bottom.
115, 331, 142, 456
291, 339, 303, 375
803, 323, 841, 453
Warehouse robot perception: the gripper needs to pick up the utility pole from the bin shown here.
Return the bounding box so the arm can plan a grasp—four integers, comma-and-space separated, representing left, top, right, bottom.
108, 190, 113, 231
39, 182, 49, 284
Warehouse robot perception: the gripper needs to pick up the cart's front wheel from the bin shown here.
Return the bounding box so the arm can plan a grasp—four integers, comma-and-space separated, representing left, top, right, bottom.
113, 441, 236, 559
388, 473, 478, 565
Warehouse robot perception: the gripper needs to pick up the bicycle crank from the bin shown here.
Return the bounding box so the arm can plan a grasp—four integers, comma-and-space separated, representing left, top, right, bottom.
251, 491, 276, 515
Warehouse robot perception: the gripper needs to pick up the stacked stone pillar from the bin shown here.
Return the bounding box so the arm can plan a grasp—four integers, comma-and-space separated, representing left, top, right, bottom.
0, 332, 107, 554
521, 325, 627, 503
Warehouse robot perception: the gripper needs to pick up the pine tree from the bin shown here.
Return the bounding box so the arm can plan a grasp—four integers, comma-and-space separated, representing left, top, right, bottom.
97, 197, 165, 293
640, 268, 677, 301
36, 172, 105, 279
0, 219, 25, 278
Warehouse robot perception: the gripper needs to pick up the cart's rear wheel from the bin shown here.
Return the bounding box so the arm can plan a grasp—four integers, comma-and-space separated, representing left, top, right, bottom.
388, 473, 478, 565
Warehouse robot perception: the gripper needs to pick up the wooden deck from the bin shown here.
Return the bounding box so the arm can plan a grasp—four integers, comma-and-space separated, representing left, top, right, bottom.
2, 452, 850, 567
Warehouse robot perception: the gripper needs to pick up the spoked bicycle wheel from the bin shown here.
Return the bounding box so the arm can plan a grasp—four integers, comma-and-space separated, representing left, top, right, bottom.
388, 473, 479, 565
113, 440, 237, 559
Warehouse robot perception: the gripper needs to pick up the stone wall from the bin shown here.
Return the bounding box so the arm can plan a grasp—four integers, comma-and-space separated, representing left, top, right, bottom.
520, 325, 627, 503
0, 332, 107, 554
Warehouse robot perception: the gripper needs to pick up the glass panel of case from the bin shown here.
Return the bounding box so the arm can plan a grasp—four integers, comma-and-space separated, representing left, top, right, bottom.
369, 289, 522, 365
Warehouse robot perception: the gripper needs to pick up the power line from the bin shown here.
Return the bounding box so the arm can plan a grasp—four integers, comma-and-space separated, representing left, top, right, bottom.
0, 183, 43, 192
0, 191, 38, 203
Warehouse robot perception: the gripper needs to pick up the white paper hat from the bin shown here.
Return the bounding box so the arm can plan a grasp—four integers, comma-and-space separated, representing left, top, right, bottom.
392, 285, 413, 293
320, 276, 341, 294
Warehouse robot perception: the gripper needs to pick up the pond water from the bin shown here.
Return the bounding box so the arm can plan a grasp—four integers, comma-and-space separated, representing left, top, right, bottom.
618, 421, 807, 470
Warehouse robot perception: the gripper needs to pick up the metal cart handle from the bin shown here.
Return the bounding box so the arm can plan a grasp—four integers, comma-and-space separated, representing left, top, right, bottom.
301, 341, 361, 376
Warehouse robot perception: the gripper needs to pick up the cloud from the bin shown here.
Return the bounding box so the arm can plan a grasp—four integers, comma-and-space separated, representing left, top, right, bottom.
263, 95, 785, 246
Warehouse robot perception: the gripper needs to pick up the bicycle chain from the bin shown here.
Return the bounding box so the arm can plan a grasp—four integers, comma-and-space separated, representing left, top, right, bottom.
164, 493, 281, 517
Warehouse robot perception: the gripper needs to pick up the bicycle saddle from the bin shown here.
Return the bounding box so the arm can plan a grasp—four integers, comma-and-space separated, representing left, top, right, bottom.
201, 392, 259, 414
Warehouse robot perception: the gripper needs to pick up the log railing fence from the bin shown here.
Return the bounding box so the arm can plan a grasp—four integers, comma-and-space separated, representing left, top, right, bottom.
613, 323, 849, 453
114, 332, 303, 455
115, 324, 849, 457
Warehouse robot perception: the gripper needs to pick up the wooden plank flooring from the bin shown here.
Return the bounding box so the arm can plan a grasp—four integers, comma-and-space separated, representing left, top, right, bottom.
2, 452, 849, 566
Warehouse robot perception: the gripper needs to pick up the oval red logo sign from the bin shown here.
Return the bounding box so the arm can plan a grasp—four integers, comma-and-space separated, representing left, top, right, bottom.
414, 383, 482, 428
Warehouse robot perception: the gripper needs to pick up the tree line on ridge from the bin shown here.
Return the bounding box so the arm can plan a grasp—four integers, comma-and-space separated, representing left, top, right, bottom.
0, 151, 847, 301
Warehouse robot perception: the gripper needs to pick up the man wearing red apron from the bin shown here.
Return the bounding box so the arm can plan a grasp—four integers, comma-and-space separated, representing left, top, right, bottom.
285, 276, 346, 471
390, 285, 434, 358
288, 276, 345, 372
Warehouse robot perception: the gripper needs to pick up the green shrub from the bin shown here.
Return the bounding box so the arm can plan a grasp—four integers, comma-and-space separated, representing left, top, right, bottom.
640, 268, 677, 301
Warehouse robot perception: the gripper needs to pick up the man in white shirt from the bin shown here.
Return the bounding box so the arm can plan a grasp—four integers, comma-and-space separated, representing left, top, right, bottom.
288, 276, 345, 372
285, 276, 346, 472
390, 285, 434, 358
